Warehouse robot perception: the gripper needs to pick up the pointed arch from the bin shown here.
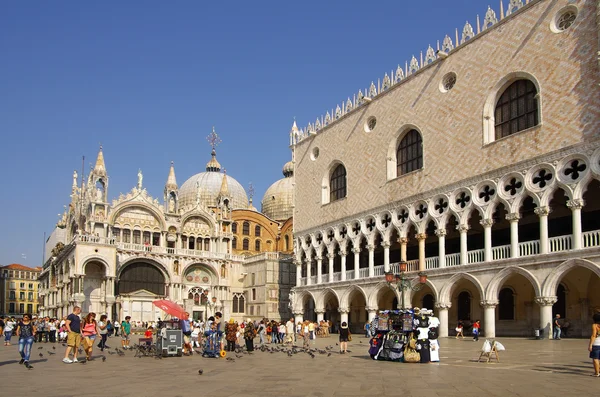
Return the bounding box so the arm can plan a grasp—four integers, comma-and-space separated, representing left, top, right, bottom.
340, 285, 368, 309
485, 266, 541, 301
541, 258, 600, 296
439, 272, 485, 303
408, 277, 439, 301
317, 288, 340, 310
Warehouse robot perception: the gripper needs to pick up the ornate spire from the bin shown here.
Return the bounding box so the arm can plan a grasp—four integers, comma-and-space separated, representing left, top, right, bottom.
206, 127, 222, 172
219, 169, 229, 196
93, 145, 106, 176
166, 161, 177, 190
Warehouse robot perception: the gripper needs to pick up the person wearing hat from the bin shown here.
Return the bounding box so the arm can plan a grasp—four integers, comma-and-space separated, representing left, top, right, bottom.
225, 319, 237, 352
243, 318, 256, 352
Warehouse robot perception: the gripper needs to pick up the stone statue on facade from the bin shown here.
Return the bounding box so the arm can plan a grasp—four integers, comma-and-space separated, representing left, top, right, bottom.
137, 169, 143, 189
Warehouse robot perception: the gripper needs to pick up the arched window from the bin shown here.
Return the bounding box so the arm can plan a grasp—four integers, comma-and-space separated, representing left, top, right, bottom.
397, 129, 423, 176
232, 237, 237, 249
494, 79, 538, 140
284, 235, 289, 251
242, 222, 250, 235
232, 223, 237, 234
255, 225, 261, 237
243, 238, 249, 250
498, 288, 515, 320
330, 164, 347, 202
232, 293, 245, 313
255, 240, 261, 251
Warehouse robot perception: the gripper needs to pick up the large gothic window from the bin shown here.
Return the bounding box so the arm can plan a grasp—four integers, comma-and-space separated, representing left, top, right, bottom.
494, 79, 538, 140
330, 164, 347, 202
242, 222, 250, 236
498, 288, 515, 320
397, 129, 423, 176
232, 293, 245, 313
118, 263, 165, 296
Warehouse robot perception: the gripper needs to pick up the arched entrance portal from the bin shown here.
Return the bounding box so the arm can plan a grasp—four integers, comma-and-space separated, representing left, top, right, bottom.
183, 264, 218, 321
303, 294, 316, 322
348, 289, 367, 334
118, 262, 166, 322
83, 261, 106, 314
323, 290, 340, 330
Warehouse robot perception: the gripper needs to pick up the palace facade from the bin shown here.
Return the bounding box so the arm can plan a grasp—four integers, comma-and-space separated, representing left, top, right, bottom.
290, 0, 600, 337
39, 134, 295, 323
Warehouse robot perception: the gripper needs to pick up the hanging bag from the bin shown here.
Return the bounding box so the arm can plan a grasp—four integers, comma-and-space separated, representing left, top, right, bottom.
403, 332, 420, 363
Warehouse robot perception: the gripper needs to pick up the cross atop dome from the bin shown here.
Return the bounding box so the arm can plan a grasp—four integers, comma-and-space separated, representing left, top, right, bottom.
206, 126, 222, 150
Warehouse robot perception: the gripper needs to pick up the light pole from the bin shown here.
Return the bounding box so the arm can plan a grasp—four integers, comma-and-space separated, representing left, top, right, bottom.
384, 261, 428, 310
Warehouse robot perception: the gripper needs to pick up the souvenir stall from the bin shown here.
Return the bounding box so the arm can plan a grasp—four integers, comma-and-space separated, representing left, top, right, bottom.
368, 308, 440, 363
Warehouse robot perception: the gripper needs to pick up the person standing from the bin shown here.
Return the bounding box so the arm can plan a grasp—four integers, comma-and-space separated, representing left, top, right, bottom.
81, 313, 99, 360
4, 317, 16, 346
97, 315, 108, 351
285, 318, 295, 344
456, 321, 464, 339
339, 321, 350, 354
553, 314, 561, 340
16, 314, 36, 369
114, 319, 120, 337
472, 320, 481, 342
589, 315, 600, 377
225, 319, 237, 352
121, 316, 131, 349
257, 320, 266, 345
244, 318, 256, 352
63, 306, 82, 364
180, 314, 192, 355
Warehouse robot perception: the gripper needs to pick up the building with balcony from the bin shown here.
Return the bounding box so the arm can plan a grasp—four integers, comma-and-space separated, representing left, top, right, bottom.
0, 264, 42, 316
39, 130, 294, 323
290, 0, 600, 337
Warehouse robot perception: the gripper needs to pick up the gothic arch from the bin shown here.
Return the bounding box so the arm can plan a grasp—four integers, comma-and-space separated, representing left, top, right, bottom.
80, 256, 111, 276
110, 202, 166, 230
181, 262, 220, 283
117, 257, 171, 283
368, 282, 399, 308
322, 160, 348, 205
317, 288, 340, 310
439, 272, 485, 303
408, 277, 439, 301
340, 285, 368, 309
485, 266, 541, 301
541, 258, 600, 296
295, 290, 317, 312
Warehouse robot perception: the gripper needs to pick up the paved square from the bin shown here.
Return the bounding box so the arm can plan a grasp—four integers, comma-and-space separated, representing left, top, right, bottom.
0, 335, 597, 396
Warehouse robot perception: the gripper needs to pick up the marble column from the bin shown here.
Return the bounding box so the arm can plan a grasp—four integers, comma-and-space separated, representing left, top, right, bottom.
294, 311, 304, 325
327, 253, 335, 283
535, 296, 558, 339
535, 206, 550, 254
316, 255, 323, 284
296, 262, 302, 287
340, 249, 347, 281
480, 300, 498, 338
400, 237, 408, 262
417, 233, 427, 271
306, 254, 312, 286
435, 302, 451, 337
457, 225, 469, 265
507, 213, 520, 258
436, 229, 446, 268
353, 248, 361, 280
567, 199, 584, 250
316, 310, 325, 323
368, 244, 375, 278
382, 242, 391, 272
367, 307, 378, 323
338, 307, 349, 324
481, 219, 493, 262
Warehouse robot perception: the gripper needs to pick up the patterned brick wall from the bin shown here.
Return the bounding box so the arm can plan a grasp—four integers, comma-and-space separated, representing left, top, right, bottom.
294, 0, 600, 233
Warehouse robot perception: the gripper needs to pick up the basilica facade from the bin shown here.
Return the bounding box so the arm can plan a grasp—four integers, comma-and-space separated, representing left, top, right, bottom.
39, 133, 295, 323
290, 0, 600, 338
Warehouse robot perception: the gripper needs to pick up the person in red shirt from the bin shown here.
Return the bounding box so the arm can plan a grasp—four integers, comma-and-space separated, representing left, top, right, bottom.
144, 327, 153, 339
472, 320, 481, 341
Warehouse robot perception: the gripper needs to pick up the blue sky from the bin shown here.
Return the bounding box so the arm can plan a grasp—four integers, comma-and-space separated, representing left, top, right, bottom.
0, 0, 494, 266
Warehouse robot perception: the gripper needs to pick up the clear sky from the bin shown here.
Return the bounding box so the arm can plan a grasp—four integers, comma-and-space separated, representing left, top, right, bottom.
0, 0, 494, 267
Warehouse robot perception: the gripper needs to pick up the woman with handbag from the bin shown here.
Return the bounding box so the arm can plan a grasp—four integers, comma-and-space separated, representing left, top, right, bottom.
81, 313, 99, 360
339, 321, 350, 354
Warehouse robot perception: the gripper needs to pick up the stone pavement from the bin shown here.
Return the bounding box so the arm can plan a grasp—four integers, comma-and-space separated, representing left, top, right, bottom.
0, 335, 598, 397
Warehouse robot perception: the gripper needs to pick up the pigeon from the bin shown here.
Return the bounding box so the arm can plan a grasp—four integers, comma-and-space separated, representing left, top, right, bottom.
38, 346, 43, 350
62, 343, 66, 347
327, 353, 332, 357
335, 343, 339, 345
26, 363, 33, 370
235, 354, 242, 358
38, 353, 43, 358
79, 359, 87, 364
107, 351, 115, 355
359, 341, 363, 343
52, 346, 56, 350
198, 369, 204, 375
226, 357, 235, 362
47, 351, 56, 355
287, 351, 292, 357
78, 348, 83, 354
101, 356, 106, 362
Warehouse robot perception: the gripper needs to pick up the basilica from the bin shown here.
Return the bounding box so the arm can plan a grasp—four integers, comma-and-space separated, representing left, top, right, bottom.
39, 130, 295, 323
290, 0, 600, 338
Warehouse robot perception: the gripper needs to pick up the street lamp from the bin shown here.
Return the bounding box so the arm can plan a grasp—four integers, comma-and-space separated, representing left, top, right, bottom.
385, 261, 427, 310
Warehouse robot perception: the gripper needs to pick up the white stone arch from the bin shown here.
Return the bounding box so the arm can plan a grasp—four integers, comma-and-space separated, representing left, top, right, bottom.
110, 202, 166, 230
541, 258, 600, 297
540, 179, 574, 207
117, 257, 171, 283
386, 123, 424, 180
510, 189, 541, 214
317, 287, 341, 310
321, 159, 348, 205
409, 277, 439, 301
295, 290, 318, 312
340, 285, 368, 309
181, 262, 220, 284
483, 71, 542, 145
483, 195, 511, 220
485, 266, 541, 301
439, 272, 485, 303
81, 256, 111, 277
461, 205, 485, 227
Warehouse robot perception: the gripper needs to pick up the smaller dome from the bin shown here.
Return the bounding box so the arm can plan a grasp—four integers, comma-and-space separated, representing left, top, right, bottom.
283, 161, 294, 177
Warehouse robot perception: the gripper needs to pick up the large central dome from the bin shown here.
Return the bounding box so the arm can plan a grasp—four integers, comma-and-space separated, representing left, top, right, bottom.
179, 149, 249, 209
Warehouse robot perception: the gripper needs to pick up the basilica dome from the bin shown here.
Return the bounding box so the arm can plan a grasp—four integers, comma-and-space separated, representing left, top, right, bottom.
261, 161, 294, 221
179, 149, 249, 209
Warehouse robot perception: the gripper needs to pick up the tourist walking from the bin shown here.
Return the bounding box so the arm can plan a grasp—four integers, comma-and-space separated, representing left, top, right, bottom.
553, 314, 561, 340
257, 320, 266, 345
285, 318, 295, 344
278, 322, 286, 344
339, 321, 350, 354
16, 314, 36, 369
590, 315, 600, 377
81, 313, 99, 360
472, 320, 481, 342
456, 321, 464, 339
97, 315, 108, 351
4, 317, 16, 346
121, 316, 131, 349
63, 306, 82, 364
114, 319, 120, 337
244, 318, 256, 352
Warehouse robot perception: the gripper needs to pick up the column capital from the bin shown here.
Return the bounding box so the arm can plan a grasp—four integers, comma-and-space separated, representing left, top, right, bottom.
326, 252, 335, 260
535, 296, 558, 306
456, 224, 470, 233
534, 206, 551, 216
435, 302, 452, 310
567, 199, 584, 210
314, 309, 325, 314
381, 241, 391, 249
435, 229, 447, 237
399, 237, 409, 244
367, 244, 375, 252
505, 213, 520, 222
293, 311, 304, 316
338, 307, 349, 314
365, 306, 378, 312
415, 233, 427, 241
351, 247, 361, 254
315, 255, 323, 261
480, 300, 499, 308
480, 219, 494, 228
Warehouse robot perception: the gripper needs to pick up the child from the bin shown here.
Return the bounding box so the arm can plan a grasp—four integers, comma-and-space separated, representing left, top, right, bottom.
455, 321, 464, 339
191, 324, 200, 348
472, 320, 481, 341
144, 327, 153, 339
